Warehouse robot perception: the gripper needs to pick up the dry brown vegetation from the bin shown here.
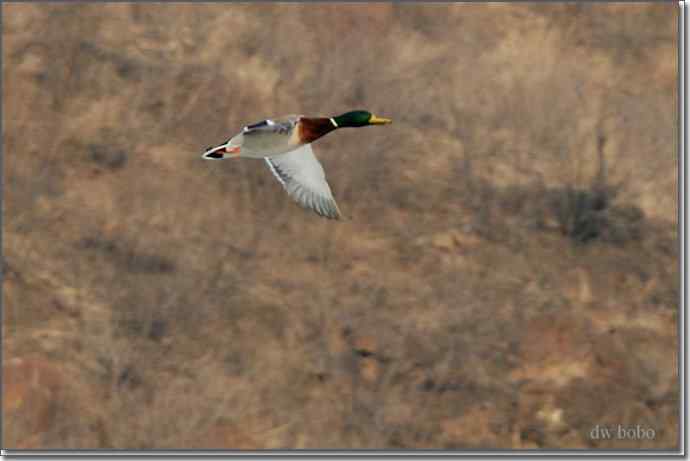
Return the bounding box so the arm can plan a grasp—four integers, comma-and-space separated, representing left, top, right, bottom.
3, 3, 679, 450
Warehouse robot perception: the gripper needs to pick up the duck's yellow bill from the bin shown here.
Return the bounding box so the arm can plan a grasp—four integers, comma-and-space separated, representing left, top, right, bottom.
369, 115, 392, 125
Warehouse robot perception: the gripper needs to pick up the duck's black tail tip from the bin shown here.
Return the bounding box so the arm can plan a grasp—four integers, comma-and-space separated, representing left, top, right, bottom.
202, 150, 224, 160
202, 144, 240, 160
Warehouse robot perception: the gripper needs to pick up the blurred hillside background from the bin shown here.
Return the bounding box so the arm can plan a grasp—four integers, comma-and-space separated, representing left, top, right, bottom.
3, 3, 679, 450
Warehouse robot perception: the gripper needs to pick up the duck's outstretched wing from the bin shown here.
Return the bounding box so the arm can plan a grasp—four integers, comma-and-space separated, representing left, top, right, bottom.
264, 144, 342, 220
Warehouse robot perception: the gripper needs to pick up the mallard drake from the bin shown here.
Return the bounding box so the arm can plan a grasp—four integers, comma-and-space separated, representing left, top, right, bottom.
202, 110, 392, 220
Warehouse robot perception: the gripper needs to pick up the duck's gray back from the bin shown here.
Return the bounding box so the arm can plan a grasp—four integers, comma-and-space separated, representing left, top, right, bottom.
231, 114, 302, 158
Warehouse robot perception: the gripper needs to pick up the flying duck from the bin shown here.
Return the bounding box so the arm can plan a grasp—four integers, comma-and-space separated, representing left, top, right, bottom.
202, 110, 392, 219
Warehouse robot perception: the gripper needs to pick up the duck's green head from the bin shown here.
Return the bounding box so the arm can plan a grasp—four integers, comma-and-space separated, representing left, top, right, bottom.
332, 110, 392, 128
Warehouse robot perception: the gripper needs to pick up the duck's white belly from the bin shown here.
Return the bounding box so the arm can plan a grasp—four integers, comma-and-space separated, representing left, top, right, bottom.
230, 134, 295, 158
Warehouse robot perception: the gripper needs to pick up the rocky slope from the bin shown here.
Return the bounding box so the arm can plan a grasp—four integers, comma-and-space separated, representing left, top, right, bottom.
3, 3, 679, 449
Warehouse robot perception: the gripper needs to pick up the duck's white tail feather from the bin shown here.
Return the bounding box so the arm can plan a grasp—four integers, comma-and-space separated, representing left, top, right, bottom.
201, 143, 240, 160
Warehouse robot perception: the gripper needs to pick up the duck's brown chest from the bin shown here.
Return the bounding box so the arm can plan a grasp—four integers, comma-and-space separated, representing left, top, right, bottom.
298, 117, 337, 144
